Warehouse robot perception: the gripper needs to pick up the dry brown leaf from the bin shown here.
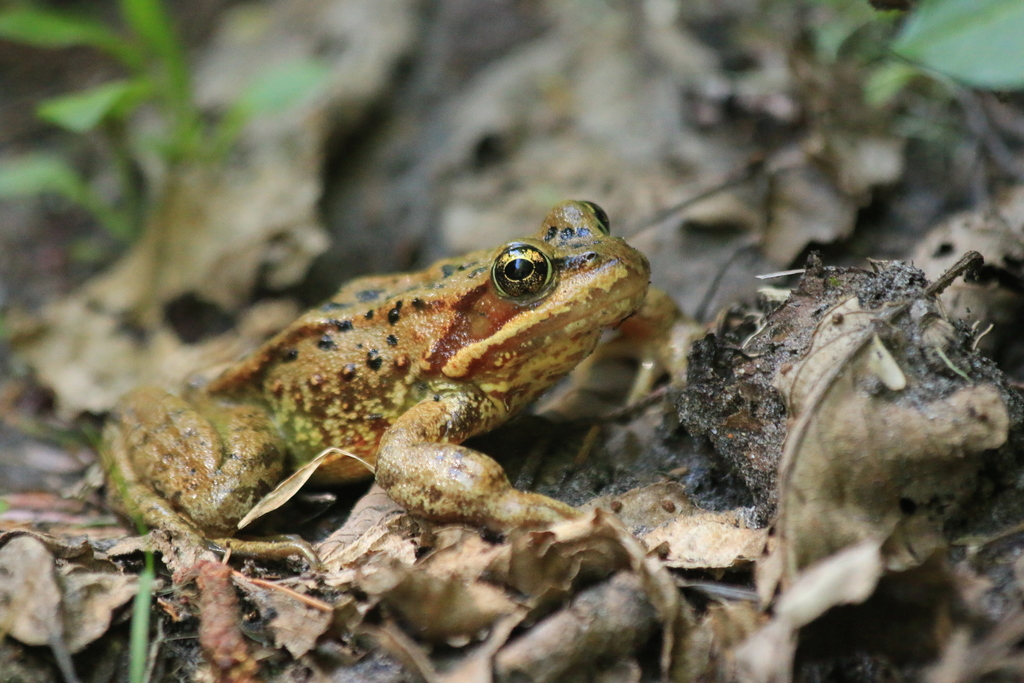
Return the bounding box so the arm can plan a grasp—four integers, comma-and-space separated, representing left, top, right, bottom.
500, 511, 686, 677
585, 481, 766, 571
681, 600, 765, 683
585, 481, 695, 532
641, 510, 767, 571
238, 447, 371, 530
235, 575, 333, 659
767, 292, 1009, 593
0, 536, 62, 648
319, 505, 421, 579
363, 563, 520, 645
763, 162, 858, 266
493, 572, 657, 683
104, 530, 213, 577
59, 567, 138, 653
737, 540, 884, 683
912, 184, 1024, 343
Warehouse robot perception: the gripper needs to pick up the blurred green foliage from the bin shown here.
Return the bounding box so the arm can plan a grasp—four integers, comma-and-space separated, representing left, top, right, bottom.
814, 0, 1024, 107
0, 0, 329, 241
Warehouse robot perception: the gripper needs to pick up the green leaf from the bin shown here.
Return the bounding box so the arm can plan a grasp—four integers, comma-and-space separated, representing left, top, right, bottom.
0, 6, 119, 49
0, 7, 137, 65
0, 155, 134, 240
865, 60, 920, 106
235, 59, 331, 116
37, 79, 149, 133
212, 58, 331, 157
893, 0, 1024, 89
0, 154, 88, 202
811, 0, 878, 61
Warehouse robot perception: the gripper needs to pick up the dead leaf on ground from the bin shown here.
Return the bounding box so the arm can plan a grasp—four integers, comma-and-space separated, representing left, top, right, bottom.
683, 600, 766, 682
319, 504, 422, 579
493, 571, 658, 683
59, 566, 140, 654
584, 481, 766, 571
104, 530, 213, 577
737, 540, 886, 683
912, 184, 1024, 350
362, 561, 520, 646
642, 510, 767, 572
232, 573, 334, 659
766, 284, 1009, 594
0, 535, 139, 665
0, 536, 64, 649
324, 510, 688, 679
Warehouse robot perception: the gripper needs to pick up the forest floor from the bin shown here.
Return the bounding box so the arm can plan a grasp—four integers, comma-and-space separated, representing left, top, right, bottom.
2, 1, 1024, 681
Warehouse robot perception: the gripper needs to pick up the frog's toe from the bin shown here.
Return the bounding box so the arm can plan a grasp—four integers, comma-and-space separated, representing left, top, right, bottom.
217, 535, 322, 571
487, 491, 581, 533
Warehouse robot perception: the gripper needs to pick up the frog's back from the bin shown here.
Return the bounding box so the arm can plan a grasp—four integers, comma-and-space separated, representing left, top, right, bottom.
205, 250, 496, 470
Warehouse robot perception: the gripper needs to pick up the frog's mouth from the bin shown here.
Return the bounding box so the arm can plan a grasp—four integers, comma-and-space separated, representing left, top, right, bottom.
545, 252, 651, 334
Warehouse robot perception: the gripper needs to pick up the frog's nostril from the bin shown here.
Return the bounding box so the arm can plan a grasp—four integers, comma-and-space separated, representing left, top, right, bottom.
584, 252, 598, 261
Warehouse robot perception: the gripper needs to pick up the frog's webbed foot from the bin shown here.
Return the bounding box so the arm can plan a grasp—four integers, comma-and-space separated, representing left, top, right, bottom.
375, 393, 580, 533
104, 473, 321, 568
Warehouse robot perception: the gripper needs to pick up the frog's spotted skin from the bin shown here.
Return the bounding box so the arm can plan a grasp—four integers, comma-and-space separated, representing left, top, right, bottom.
102, 201, 651, 543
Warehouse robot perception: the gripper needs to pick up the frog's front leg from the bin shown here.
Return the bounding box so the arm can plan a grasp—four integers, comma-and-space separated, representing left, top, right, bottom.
375, 391, 580, 533
102, 387, 316, 563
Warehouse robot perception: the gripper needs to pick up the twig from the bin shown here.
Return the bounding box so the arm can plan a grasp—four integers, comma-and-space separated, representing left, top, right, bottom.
240, 575, 333, 613
955, 89, 1024, 182
628, 154, 766, 238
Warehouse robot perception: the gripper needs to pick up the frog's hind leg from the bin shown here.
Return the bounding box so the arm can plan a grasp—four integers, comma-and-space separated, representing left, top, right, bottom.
101, 386, 287, 541
374, 392, 580, 533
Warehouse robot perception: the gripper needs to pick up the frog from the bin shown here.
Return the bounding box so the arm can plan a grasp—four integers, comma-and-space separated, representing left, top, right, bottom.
100, 200, 652, 557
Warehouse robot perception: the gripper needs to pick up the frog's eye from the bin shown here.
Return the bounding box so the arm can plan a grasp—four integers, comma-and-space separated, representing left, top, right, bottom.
492, 243, 553, 299
579, 201, 611, 235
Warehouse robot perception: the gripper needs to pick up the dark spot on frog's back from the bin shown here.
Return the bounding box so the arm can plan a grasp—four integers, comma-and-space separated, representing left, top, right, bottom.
441, 264, 456, 278
388, 300, 403, 325
283, 349, 299, 362
386, 334, 398, 346
320, 301, 351, 312
317, 335, 336, 351
367, 349, 383, 371
357, 289, 384, 302
364, 310, 374, 320
412, 297, 426, 310
332, 319, 353, 332
341, 364, 357, 381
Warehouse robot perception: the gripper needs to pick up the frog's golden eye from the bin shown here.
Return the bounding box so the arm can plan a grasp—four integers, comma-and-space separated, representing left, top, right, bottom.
492, 243, 553, 299
579, 201, 611, 235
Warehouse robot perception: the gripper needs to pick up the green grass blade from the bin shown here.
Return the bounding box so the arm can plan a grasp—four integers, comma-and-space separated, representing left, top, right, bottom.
129, 552, 156, 683
118, 0, 189, 98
